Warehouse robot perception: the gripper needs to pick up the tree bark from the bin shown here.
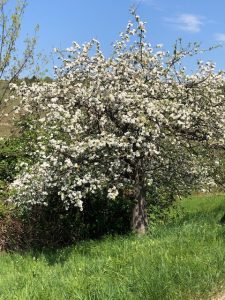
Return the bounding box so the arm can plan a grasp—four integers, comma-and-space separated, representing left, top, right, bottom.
132, 171, 148, 235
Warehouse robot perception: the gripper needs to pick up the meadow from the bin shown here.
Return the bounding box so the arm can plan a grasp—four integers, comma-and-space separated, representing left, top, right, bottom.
0, 194, 225, 299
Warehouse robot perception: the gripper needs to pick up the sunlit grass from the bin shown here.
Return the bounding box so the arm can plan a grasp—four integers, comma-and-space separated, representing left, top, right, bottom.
0, 194, 225, 299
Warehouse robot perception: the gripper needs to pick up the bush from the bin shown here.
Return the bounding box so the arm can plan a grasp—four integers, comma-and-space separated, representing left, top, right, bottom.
0, 184, 180, 250
16, 188, 181, 249
0, 209, 25, 251
0, 137, 24, 198
0, 127, 37, 200
19, 191, 133, 249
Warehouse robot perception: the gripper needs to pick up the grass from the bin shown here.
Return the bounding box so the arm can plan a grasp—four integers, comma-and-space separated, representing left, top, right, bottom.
0, 194, 225, 299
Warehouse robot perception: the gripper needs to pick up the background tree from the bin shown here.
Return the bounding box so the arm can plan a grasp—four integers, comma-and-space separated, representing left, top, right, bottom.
0, 0, 38, 125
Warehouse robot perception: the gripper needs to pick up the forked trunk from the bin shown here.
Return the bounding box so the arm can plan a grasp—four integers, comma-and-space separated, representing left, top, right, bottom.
132, 176, 148, 235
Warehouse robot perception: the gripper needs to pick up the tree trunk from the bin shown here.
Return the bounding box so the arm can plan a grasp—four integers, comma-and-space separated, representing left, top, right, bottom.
132, 173, 148, 235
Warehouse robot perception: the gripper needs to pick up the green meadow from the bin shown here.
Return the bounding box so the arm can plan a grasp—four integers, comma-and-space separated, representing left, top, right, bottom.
0, 194, 225, 300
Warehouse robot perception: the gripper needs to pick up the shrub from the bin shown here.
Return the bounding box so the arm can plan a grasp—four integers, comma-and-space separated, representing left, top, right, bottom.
18, 191, 133, 249
0, 135, 32, 201
0, 210, 24, 251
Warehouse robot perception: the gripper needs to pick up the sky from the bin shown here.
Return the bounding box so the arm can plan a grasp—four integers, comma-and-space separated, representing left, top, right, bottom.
16, 0, 225, 75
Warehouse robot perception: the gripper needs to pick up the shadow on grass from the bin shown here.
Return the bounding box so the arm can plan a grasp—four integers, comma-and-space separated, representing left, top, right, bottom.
29, 246, 75, 266
28, 235, 123, 266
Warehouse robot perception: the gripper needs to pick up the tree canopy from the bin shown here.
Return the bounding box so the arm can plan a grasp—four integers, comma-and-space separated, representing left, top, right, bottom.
9, 11, 225, 234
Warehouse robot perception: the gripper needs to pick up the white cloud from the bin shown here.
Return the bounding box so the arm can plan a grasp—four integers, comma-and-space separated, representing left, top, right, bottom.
214, 33, 225, 42
166, 14, 204, 33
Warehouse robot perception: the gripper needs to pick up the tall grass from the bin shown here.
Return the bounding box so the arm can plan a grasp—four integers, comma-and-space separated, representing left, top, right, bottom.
0, 194, 225, 299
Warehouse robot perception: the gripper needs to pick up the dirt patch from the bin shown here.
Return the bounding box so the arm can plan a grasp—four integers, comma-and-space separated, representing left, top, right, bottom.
0, 123, 13, 137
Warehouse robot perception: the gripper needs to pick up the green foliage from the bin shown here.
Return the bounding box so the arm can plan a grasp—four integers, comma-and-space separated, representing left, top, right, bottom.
19, 191, 134, 249
0, 199, 11, 218
0, 136, 28, 199
18, 187, 182, 249
0, 138, 18, 200
147, 184, 181, 224
0, 195, 225, 299
0, 138, 21, 180
0, 129, 40, 226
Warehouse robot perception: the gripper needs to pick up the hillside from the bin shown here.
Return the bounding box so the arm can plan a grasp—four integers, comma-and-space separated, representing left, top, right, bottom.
0, 80, 16, 137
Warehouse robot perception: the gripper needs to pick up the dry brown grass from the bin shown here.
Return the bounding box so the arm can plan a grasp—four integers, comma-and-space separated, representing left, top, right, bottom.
0, 80, 20, 137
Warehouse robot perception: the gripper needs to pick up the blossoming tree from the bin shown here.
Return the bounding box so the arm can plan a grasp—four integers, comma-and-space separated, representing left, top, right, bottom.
9, 12, 225, 234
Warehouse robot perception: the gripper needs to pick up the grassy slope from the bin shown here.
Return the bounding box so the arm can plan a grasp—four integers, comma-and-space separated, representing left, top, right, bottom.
0, 80, 19, 137
0, 194, 225, 300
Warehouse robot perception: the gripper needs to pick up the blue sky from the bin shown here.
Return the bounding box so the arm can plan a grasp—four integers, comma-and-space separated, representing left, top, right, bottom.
17, 0, 225, 74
